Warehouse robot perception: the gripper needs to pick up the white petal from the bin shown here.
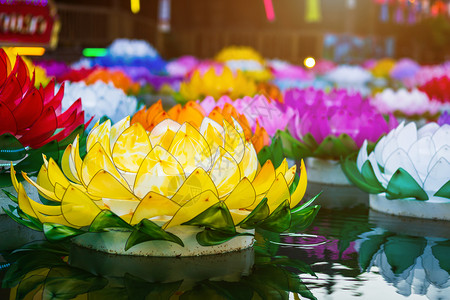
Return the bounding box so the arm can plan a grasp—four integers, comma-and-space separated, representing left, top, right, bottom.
199, 117, 224, 137
427, 145, 450, 173
423, 157, 450, 197
407, 136, 436, 182
382, 138, 399, 166
368, 152, 388, 187
396, 122, 417, 152
417, 122, 439, 139
374, 135, 386, 166
431, 124, 450, 151
357, 140, 369, 172
384, 148, 422, 186
148, 119, 181, 147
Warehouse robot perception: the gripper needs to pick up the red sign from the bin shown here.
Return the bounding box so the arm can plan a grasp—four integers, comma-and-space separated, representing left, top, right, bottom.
0, 0, 59, 48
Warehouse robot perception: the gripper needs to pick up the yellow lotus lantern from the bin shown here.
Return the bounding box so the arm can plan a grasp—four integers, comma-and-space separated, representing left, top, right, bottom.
178, 67, 257, 102
6, 117, 319, 256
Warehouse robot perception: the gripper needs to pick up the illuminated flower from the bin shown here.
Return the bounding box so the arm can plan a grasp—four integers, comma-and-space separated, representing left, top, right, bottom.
131, 100, 270, 153
215, 46, 272, 82
58, 67, 98, 83
94, 39, 167, 74
404, 64, 450, 88
35, 60, 71, 81
2, 47, 50, 87
7, 116, 317, 252
343, 122, 450, 202
438, 111, 450, 125
372, 88, 441, 118
63, 81, 139, 129
178, 67, 257, 102
325, 65, 372, 96
370, 58, 396, 79
200, 95, 293, 137
281, 88, 397, 159
84, 68, 140, 95
166, 56, 200, 77
419, 76, 450, 104
0, 49, 88, 180
268, 59, 313, 81
389, 58, 420, 81
257, 82, 284, 103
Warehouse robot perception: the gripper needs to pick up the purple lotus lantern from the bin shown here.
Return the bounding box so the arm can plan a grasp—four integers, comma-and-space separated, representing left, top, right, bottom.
279, 87, 397, 186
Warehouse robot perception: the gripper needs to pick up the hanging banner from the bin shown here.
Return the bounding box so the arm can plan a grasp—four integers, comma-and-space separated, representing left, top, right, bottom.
158, 0, 171, 32
305, 0, 322, 23
0, 0, 59, 48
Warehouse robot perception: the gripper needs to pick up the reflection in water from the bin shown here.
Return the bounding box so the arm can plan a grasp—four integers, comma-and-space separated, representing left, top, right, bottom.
0, 237, 317, 300
274, 207, 450, 299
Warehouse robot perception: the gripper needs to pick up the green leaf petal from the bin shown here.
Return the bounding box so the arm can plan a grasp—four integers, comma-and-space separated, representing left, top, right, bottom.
182, 201, 236, 234
386, 168, 429, 200
341, 154, 386, 194
278, 130, 313, 159
2, 207, 43, 231
384, 235, 427, 275
43, 223, 85, 241
289, 205, 320, 232
291, 192, 321, 213
1, 189, 18, 203
338, 133, 358, 155
196, 228, 254, 246
434, 180, 450, 199
301, 133, 319, 150
0, 133, 27, 161
258, 200, 291, 233
239, 198, 269, 229
125, 219, 184, 251
89, 210, 134, 232
360, 160, 385, 193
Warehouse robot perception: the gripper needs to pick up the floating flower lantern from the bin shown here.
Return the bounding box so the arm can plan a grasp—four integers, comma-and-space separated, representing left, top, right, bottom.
5, 116, 319, 256
372, 88, 441, 122
84, 68, 140, 95
281, 88, 397, 186
370, 58, 396, 79
325, 65, 372, 96
200, 95, 293, 138
342, 122, 450, 220
58, 67, 98, 83
166, 56, 200, 77
215, 46, 273, 82
419, 75, 450, 104
178, 66, 257, 102
63, 81, 139, 129
438, 111, 450, 125
0, 49, 89, 211
404, 64, 450, 88
94, 39, 167, 74
389, 58, 421, 82
132, 100, 270, 153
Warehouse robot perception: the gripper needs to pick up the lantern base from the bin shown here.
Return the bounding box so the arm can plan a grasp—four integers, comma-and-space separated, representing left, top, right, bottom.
369, 193, 450, 221
71, 226, 255, 257
305, 157, 352, 186
69, 244, 254, 291
0, 178, 39, 215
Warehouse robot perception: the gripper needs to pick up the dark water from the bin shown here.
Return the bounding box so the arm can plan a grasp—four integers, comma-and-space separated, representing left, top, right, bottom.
0, 186, 449, 299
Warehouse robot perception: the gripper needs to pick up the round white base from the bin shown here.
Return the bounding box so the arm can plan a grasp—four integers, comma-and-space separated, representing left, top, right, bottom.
69, 245, 254, 290
72, 226, 255, 257
369, 193, 450, 221
0, 177, 39, 215
305, 157, 352, 186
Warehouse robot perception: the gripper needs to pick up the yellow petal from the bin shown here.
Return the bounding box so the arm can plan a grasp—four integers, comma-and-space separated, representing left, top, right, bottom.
238, 142, 258, 182
133, 146, 186, 199
23, 171, 59, 202
168, 123, 212, 175
47, 158, 70, 188
230, 209, 251, 225
171, 167, 218, 206
70, 136, 84, 182
86, 119, 111, 155
223, 119, 245, 164
149, 119, 181, 149
112, 123, 152, 172
81, 142, 128, 188
87, 170, 136, 200
290, 159, 307, 209
61, 145, 80, 183
209, 147, 241, 198
61, 186, 101, 227
224, 178, 256, 209
130, 192, 180, 225
35, 164, 57, 198
163, 190, 219, 229
17, 183, 38, 218
231, 117, 246, 142
285, 165, 297, 187
109, 116, 130, 148
276, 159, 288, 176
9, 162, 19, 192
54, 182, 67, 200
252, 160, 276, 196
102, 198, 140, 218
200, 117, 225, 156
264, 173, 291, 213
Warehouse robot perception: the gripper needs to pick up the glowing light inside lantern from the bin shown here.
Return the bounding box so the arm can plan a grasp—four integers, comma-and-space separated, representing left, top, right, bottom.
304, 57, 316, 68
82, 48, 107, 57
12, 47, 45, 56
131, 0, 140, 14
263, 0, 275, 21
